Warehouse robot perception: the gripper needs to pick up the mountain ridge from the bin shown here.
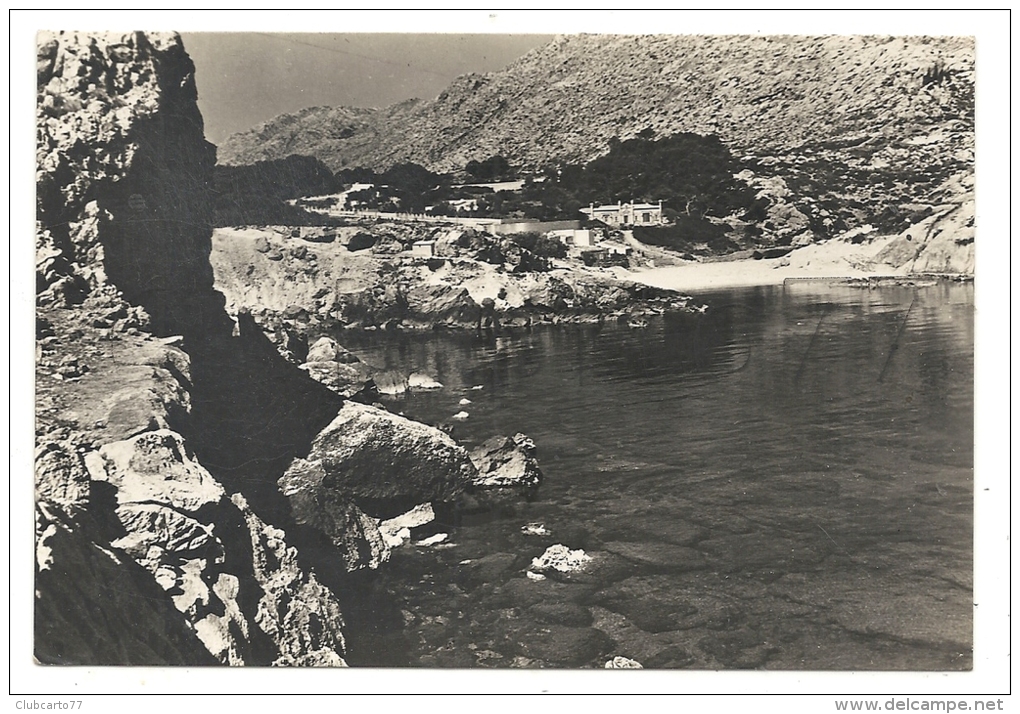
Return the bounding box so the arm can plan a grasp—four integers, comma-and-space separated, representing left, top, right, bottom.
217, 33, 973, 174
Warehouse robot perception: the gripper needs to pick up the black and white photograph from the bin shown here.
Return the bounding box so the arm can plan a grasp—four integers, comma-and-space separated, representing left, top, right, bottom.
11, 8, 1010, 704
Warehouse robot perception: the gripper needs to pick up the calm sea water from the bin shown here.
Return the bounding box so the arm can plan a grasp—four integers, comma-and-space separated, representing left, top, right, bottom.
334, 281, 974, 669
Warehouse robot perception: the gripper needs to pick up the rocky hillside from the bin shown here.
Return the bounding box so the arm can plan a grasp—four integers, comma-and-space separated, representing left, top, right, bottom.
217, 100, 422, 170
218, 34, 973, 173
217, 34, 974, 272
33, 32, 483, 666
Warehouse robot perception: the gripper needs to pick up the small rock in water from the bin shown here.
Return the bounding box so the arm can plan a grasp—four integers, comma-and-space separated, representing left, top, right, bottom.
452, 411, 470, 420
415, 532, 448, 547
605, 656, 643, 669
381, 526, 411, 549
522, 522, 550, 537
530, 544, 592, 574
458, 398, 472, 406
470, 385, 484, 390
379, 503, 435, 548
469, 434, 542, 491
380, 503, 435, 532
375, 370, 408, 395
408, 372, 443, 390
525, 571, 547, 582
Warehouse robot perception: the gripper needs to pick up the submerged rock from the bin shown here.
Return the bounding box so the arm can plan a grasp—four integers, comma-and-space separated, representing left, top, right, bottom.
605, 656, 643, 669
530, 544, 592, 574
511, 623, 613, 667
601, 541, 708, 572
379, 503, 436, 548
469, 433, 543, 491
530, 601, 594, 627
408, 372, 443, 390
375, 370, 409, 395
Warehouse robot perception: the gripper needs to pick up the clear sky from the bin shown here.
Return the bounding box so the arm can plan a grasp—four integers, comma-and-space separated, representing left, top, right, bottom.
180, 33, 554, 145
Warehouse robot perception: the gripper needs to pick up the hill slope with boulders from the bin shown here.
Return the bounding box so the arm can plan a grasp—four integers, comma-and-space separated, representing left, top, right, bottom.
217, 33, 974, 272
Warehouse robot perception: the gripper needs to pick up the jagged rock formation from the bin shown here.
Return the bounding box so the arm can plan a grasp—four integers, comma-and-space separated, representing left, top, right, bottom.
33, 31, 473, 667
36, 31, 227, 334
34, 499, 220, 665
873, 194, 975, 274
81, 430, 348, 665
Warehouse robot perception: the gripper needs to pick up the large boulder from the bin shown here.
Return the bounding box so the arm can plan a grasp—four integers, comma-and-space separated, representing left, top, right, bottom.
345, 231, 376, 251
276, 457, 390, 570
301, 360, 375, 399
875, 199, 975, 275
34, 437, 91, 516
462, 432, 541, 511
279, 402, 477, 527
403, 283, 481, 326
299, 227, 336, 244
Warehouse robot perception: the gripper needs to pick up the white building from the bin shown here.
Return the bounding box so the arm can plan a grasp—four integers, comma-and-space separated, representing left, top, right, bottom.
411, 240, 436, 258
548, 228, 593, 247
581, 200, 664, 227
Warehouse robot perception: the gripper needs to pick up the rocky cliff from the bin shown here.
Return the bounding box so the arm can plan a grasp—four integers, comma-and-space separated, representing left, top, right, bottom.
33, 32, 472, 666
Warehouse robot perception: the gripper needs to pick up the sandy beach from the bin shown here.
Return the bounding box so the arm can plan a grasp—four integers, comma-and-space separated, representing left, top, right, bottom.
627, 235, 905, 293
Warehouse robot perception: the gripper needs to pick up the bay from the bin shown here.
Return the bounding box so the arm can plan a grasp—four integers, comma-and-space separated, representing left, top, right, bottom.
334, 280, 974, 669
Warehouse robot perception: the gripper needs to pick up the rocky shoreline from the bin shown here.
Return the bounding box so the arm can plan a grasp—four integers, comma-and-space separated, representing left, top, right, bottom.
209, 223, 702, 339
33, 31, 595, 667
